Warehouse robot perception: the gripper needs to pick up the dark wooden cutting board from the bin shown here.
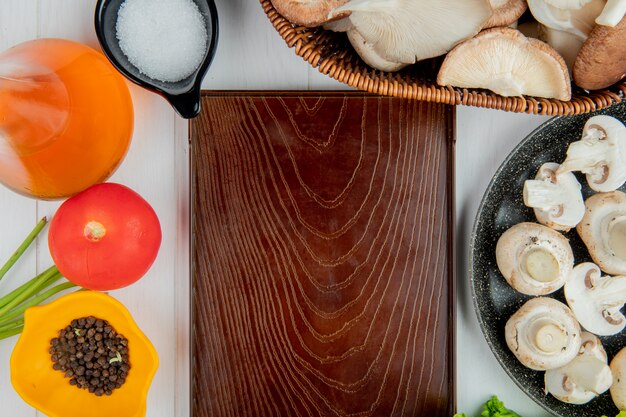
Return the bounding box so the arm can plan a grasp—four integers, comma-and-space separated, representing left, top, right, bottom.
191, 92, 455, 417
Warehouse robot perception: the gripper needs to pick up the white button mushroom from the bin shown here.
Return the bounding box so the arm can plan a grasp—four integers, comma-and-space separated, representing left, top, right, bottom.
523, 162, 585, 231
496, 222, 574, 295
545, 332, 613, 404
564, 262, 626, 335
557, 115, 626, 193
577, 191, 626, 276
610, 346, 626, 409
506, 297, 582, 370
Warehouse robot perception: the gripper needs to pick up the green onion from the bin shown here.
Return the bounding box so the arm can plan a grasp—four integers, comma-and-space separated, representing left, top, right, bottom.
0, 325, 24, 340
0, 267, 60, 318
0, 318, 23, 333
0, 217, 47, 282
0, 281, 77, 326
0, 218, 79, 341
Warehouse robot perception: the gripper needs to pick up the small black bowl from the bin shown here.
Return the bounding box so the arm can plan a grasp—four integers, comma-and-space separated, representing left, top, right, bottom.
94, 0, 218, 119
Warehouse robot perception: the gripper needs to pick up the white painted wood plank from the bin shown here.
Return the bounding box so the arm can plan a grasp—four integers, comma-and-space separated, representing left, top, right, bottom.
35, 0, 102, 273
0, 1, 604, 417
203, 1, 348, 91
202, 0, 310, 90
174, 116, 190, 417
0, 210, 39, 417
0, 0, 38, 46
107, 83, 178, 417
455, 106, 552, 416
0, 2, 180, 416
38, 0, 99, 48
0, 1, 41, 416
0, 209, 39, 417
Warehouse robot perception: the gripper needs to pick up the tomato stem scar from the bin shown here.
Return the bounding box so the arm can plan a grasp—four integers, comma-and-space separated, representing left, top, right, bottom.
84, 221, 107, 242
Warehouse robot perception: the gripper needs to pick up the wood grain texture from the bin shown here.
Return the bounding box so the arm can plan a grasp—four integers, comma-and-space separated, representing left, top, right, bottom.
192, 92, 454, 417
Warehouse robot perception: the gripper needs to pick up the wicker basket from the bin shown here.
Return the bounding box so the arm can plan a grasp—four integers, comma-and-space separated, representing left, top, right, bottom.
260, 0, 626, 115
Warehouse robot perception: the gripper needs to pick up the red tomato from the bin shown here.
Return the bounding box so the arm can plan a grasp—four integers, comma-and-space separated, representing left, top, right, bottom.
48, 183, 162, 290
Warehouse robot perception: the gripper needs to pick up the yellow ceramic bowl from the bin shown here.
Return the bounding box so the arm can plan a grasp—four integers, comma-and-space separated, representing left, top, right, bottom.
10, 291, 158, 417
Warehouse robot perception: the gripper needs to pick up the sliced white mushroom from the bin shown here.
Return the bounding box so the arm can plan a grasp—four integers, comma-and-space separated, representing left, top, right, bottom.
437, 28, 571, 101
527, 0, 607, 40
506, 297, 582, 370
557, 115, 626, 192
611, 346, 626, 409
596, 0, 626, 26
545, 332, 612, 404
347, 29, 407, 72
496, 222, 574, 295
565, 262, 626, 335
485, 0, 528, 28
331, 0, 492, 69
577, 191, 626, 276
523, 162, 585, 231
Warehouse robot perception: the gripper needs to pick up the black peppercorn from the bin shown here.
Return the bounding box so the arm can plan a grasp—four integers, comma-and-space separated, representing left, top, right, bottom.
49, 316, 131, 396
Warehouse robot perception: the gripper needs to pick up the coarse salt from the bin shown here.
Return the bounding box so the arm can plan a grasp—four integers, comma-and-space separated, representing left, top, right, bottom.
116, 0, 208, 83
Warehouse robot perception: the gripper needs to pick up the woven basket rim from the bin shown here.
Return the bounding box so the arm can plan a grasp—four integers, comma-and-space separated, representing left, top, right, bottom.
260, 0, 625, 116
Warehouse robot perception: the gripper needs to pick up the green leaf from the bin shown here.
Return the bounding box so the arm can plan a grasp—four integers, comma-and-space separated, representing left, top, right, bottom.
481, 396, 522, 417
604, 412, 626, 417
456, 396, 523, 417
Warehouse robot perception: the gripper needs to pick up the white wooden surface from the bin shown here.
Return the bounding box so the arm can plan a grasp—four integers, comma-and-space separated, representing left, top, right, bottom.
0, 1, 558, 416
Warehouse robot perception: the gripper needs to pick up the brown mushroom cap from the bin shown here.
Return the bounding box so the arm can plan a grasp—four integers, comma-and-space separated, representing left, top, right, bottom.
484, 0, 528, 28
573, 16, 626, 90
270, 0, 350, 27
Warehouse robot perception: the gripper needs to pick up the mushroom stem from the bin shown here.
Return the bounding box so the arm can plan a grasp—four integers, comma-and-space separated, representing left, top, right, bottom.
587, 275, 626, 309
535, 322, 568, 353
566, 355, 613, 394
524, 248, 561, 283
524, 179, 568, 210
595, 0, 626, 26
557, 129, 611, 180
